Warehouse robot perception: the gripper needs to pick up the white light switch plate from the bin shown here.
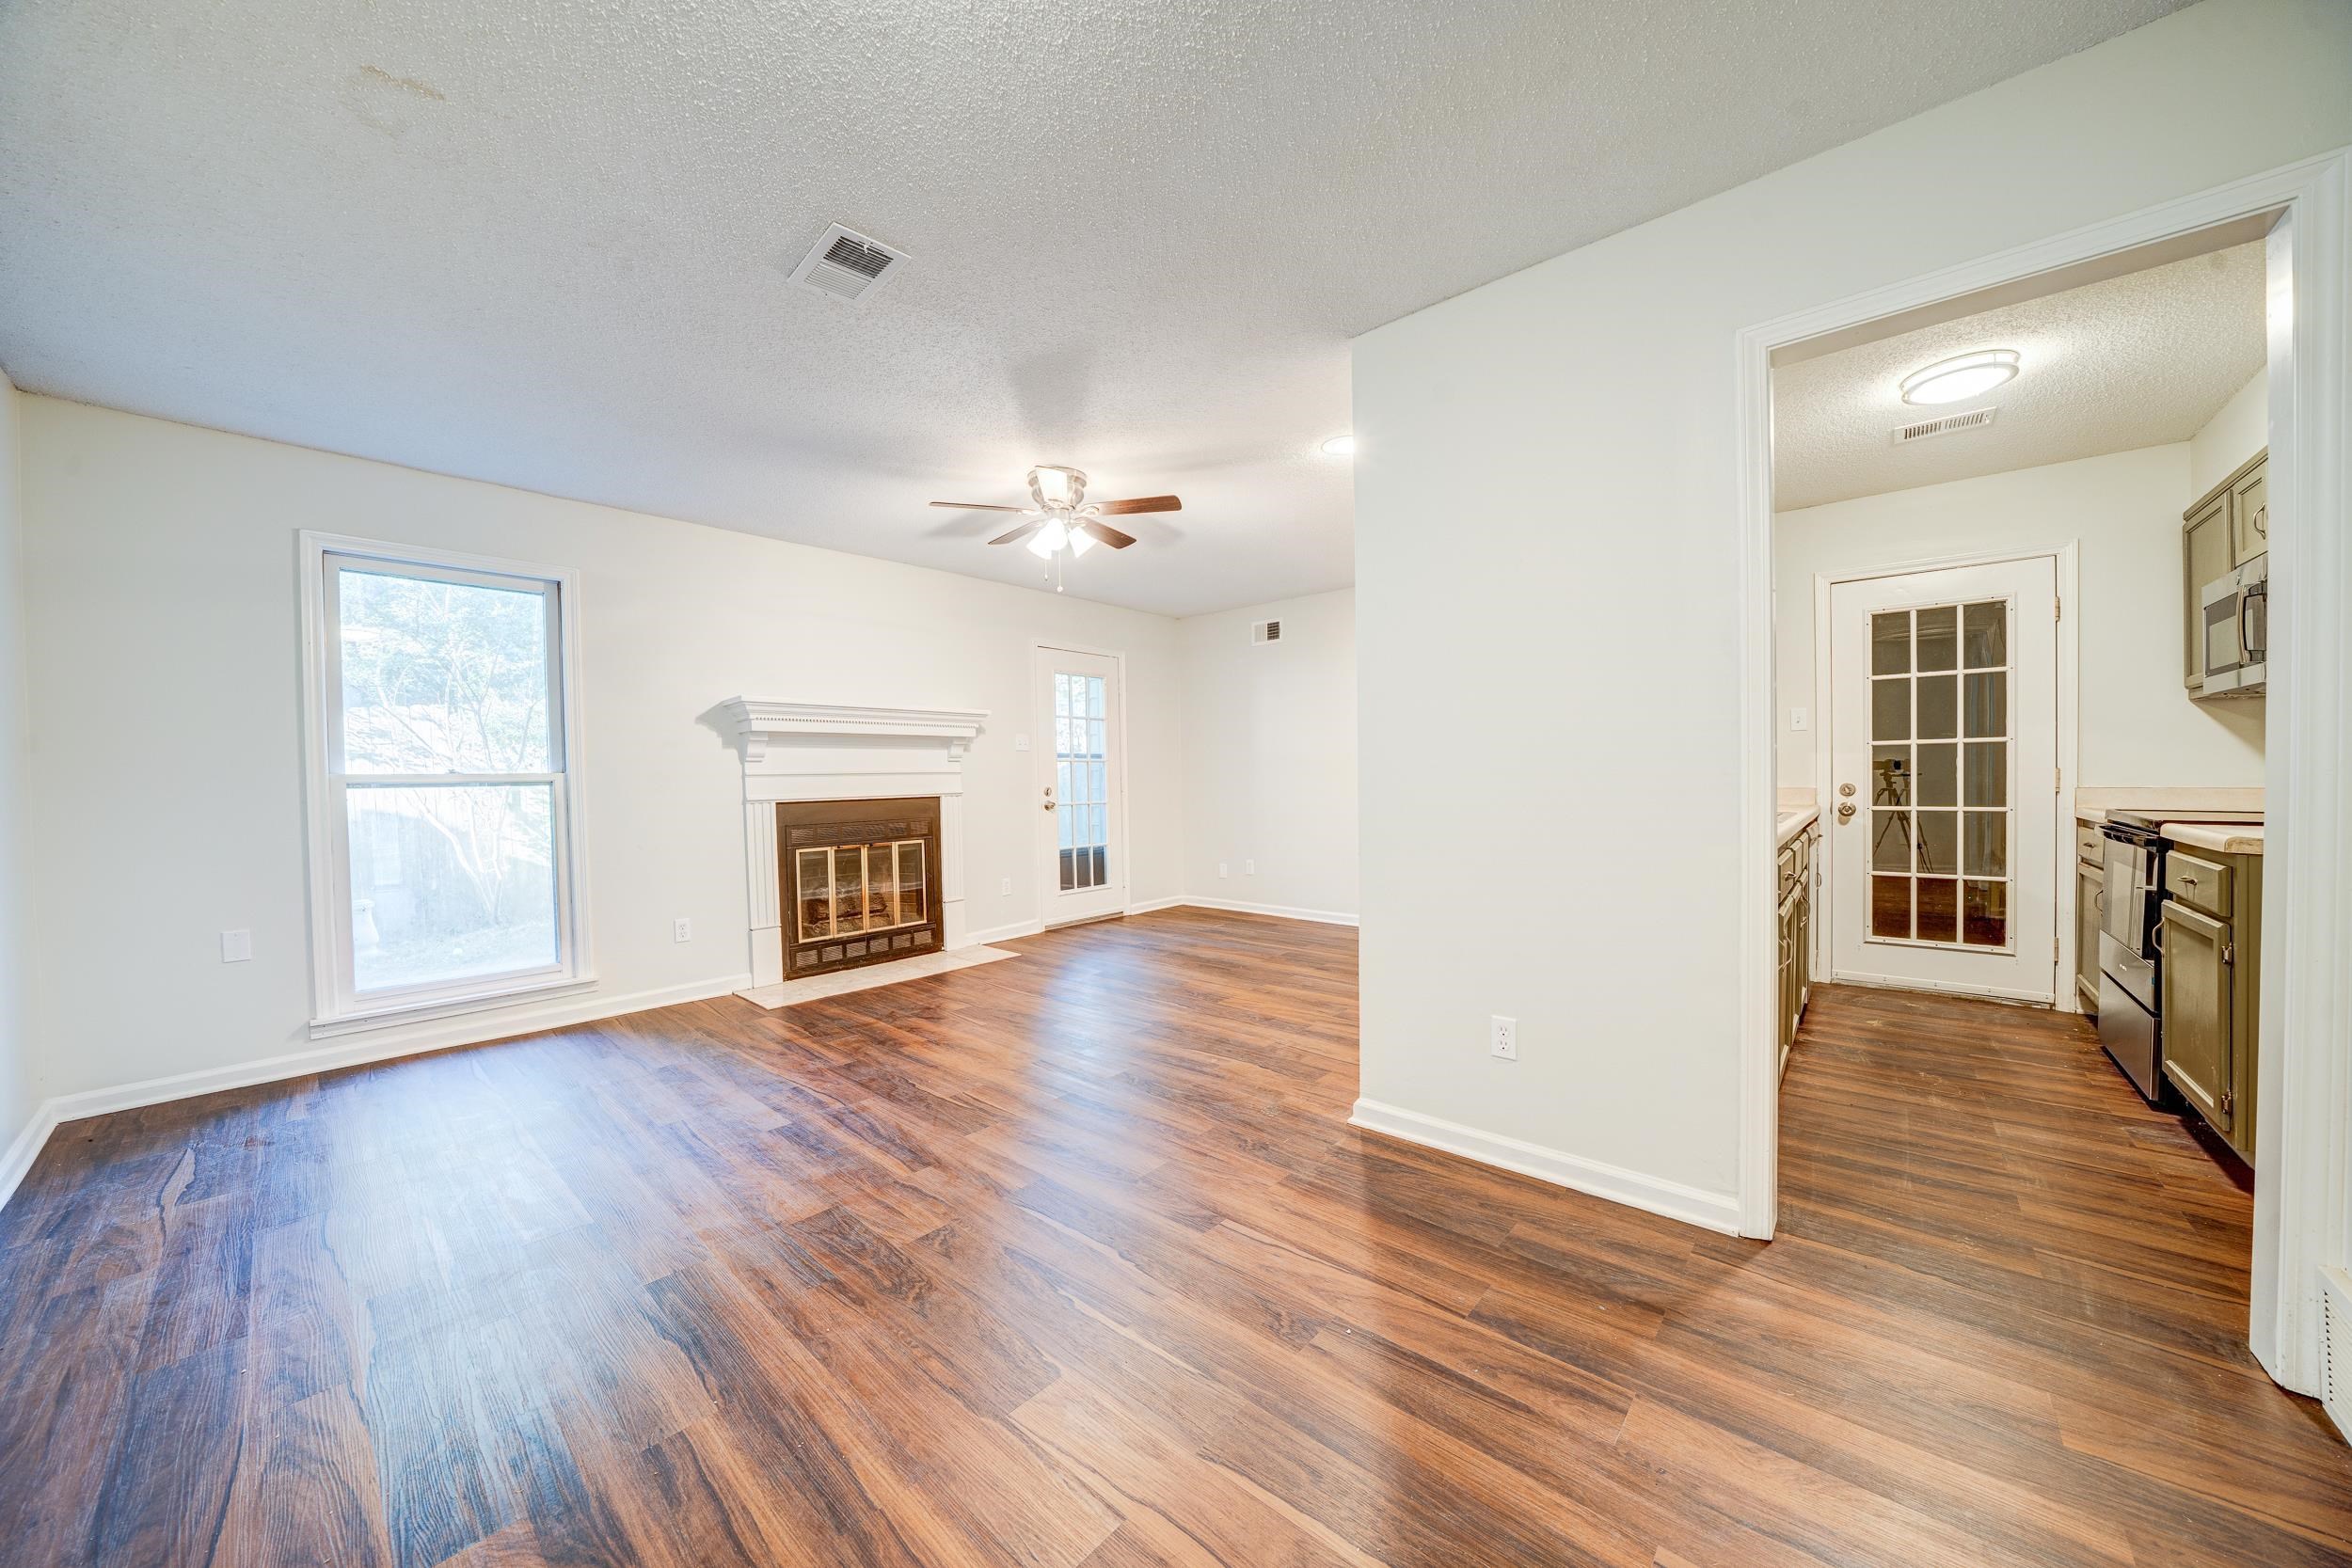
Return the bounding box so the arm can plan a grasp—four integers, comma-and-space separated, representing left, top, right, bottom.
1789, 706, 1809, 732
221, 929, 252, 963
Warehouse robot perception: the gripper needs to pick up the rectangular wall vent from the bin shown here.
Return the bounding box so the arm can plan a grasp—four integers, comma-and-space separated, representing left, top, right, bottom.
1251, 619, 1283, 645
1891, 406, 1996, 445
788, 224, 909, 305
2324, 1267, 2352, 1444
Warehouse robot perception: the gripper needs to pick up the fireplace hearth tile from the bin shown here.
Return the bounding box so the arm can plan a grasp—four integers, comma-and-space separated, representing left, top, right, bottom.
733, 944, 1018, 1010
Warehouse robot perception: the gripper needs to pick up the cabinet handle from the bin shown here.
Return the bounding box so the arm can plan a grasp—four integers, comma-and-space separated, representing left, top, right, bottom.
2151, 924, 2166, 957
2094, 890, 2105, 911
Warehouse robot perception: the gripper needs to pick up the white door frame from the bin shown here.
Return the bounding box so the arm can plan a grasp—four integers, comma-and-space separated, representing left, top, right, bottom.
1030, 639, 1133, 927
1736, 146, 2351, 1400
1810, 545, 2081, 1008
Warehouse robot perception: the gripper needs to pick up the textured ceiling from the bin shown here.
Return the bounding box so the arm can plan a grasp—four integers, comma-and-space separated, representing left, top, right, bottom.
1773, 241, 2266, 512
0, 0, 2188, 615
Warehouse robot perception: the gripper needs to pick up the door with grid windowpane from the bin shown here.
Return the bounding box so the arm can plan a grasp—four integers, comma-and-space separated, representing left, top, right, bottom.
1829, 558, 2058, 1002
1036, 647, 1126, 925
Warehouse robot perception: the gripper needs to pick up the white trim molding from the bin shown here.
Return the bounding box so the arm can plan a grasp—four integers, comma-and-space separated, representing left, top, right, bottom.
1735, 147, 2352, 1398
1350, 1099, 1742, 1235
717, 697, 989, 985
1170, 895, 1359, 927
0, 1101, 65, 1216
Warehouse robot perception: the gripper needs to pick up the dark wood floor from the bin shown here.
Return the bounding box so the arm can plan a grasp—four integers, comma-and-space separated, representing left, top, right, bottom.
2, 910, 2345, 1567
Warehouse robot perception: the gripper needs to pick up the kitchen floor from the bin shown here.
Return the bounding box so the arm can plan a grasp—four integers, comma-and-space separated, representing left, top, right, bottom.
0, 917, 2345, 1567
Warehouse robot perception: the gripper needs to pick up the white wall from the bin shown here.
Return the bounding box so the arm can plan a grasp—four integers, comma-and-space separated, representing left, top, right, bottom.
1176, 590, 1358, 922
20, 398, 1186, 1104
1351, 0, 2350, 1216
1774, 445, 2265, 793
2190, 369, 2269, 497
0, 373, 33, 1168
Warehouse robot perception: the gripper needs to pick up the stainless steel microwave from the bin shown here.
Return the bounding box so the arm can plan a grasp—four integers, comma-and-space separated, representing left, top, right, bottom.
2197, 553, 2266, 698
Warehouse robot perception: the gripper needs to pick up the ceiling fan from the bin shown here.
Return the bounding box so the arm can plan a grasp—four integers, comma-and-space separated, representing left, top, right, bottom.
930, 466, 1181, 569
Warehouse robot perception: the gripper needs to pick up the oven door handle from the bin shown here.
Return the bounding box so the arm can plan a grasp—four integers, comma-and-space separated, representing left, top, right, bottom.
2241, 581, 2267, 661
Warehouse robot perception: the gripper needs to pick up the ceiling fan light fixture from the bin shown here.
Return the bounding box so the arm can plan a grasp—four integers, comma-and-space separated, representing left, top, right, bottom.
1321, 434, 1357, 457
1026, 516, 1071, 558
1069, 527, 1096, 558
1899, 349, 2020, 405
1028, 465, 1081, 509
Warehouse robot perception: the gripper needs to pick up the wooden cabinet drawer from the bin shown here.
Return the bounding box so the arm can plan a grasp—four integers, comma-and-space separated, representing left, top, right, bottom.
2076, 823, 2105, 867
1777, 843, 1799, 898
2165, 851, 2232, 919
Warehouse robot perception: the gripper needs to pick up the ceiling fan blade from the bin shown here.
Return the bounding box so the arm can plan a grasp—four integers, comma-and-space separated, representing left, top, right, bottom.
1076, 518, 1136, 550
1095, 495, 1182, 515
930, 500, 1030, 513
989, 518, 1048, 546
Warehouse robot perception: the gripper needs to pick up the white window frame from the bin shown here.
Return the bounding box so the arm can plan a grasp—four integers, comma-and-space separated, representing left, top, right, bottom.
299, 531, 594, 1036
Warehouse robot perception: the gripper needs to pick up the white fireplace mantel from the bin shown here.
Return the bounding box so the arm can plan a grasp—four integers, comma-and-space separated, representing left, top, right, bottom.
718, 697, 989, 987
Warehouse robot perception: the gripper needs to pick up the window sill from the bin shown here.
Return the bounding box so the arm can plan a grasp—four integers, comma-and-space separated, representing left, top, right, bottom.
309, 974, 600, 1039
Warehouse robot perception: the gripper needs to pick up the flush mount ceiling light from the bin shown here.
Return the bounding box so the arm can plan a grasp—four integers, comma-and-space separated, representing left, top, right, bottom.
1899, 349, 2021, 405
1320, 434, 1358, 456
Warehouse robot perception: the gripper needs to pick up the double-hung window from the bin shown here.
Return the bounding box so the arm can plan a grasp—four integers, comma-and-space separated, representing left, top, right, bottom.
304, 535, 589, 1029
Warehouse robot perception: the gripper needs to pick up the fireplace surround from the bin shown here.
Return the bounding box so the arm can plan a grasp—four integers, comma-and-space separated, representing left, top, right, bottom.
718, 698, 988, 988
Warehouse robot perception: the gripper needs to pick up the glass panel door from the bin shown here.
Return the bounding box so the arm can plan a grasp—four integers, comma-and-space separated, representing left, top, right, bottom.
1055, 671, 1110, 892
1865, 596, 2012, 952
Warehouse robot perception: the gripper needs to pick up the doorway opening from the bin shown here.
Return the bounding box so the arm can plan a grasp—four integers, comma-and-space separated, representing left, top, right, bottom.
1736, 150, 2350, 1404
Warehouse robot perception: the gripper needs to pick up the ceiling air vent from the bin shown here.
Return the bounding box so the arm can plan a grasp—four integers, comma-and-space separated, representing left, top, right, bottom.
788, 224, 908, 305
1891, 405, 1996, 445
1251, 619, 1283, 645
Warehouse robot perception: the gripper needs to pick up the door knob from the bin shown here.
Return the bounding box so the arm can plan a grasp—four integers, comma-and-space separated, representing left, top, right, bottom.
1836, 801, 1857, 822
1042, 800, 1056, 812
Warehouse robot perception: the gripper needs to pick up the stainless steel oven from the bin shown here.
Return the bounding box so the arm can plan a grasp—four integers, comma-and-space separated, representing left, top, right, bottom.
2196, 554, 2267, 697
2097, 818, 2165, 1101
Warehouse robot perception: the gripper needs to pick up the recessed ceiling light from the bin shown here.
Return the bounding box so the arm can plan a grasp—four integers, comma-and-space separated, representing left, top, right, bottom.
1900, 349, 2021, 405
1321, 434, 1357, 457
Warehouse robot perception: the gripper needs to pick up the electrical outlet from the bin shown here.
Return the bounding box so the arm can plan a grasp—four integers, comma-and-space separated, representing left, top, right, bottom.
1489, 1015, 1518, 1060
674, 917, 692, 943
220, 929, 252, 963
1000, 877, 1012, 895
1789, 706, 1809, 732
1245, 859, 1256, 876
1218, 862, 1230, 879
1014, 733, 1031, 752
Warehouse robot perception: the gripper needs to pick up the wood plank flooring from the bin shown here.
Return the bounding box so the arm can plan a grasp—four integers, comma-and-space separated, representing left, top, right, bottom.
2, 909, 2345, 1567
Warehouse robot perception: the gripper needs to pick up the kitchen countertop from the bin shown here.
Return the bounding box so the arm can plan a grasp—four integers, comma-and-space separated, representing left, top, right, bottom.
1776, 806, 1820, 848
2161, 820, 2265, 855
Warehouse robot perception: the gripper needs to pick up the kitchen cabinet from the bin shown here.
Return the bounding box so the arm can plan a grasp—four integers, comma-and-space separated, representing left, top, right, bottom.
2231, 462, 2267, 564
1777, 822, 1819, 1077
2182, 449, 2266, 690
2158, 843, 2262, 1165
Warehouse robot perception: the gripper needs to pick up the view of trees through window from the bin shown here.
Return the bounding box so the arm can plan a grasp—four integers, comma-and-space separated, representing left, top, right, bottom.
334, 562, 562, 994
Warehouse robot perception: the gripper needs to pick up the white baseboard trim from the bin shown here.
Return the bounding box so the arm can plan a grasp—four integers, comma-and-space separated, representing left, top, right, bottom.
1159, 896, 1360, 927
1348, 1097, 1742, 1236
3, 974, 755, 1205
1125, 895, 1188, 915
0, 1100, 65, 1216
959, 917, 1044, 947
